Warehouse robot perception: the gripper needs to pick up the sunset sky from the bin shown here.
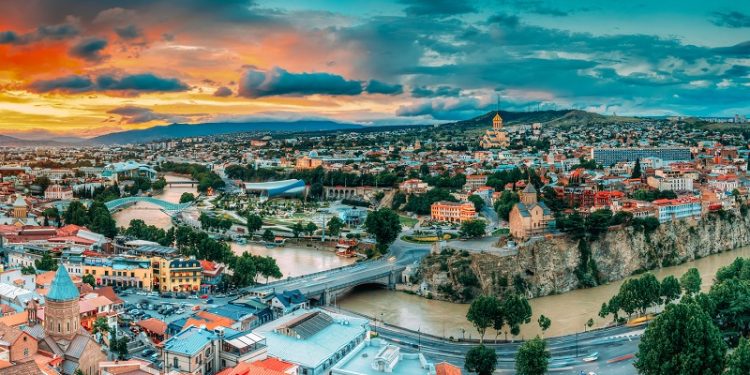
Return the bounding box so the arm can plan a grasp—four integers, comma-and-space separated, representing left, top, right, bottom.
1, 0, 749, 138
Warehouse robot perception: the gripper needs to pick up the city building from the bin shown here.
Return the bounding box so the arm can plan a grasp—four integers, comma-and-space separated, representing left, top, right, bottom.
254, 309, 369, 375
464, 174, 488, 191
161, 326, 267, 375
81, 257, 153, 290
295, 156, 323, 170
152, 257, 202, 293
398, 179, 428, 194
332, 339, 437, 375
44, 184, 74, 200
243, 180, 306, 199
479, 113, 509, 149
430, 201, 476, 223
591, 147, 691, 166
646, 175, 694, 192
199, 260, 224, 293
509, 184, 555, 240
653, 196, 702, 223
102, 161, 157, 181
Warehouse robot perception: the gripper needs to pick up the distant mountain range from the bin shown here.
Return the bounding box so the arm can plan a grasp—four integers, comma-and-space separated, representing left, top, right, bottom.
0, 134, 78, 147
87, 120, 364, 144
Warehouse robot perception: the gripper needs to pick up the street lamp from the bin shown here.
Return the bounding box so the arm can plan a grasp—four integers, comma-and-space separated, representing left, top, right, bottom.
417, 326, 421, 352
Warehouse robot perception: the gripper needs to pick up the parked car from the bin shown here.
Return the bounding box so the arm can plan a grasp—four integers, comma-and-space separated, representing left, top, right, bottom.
200, 294, 208, 299
188, 295, 199, 300
142, 348, 155, 356
175, 293, 187, 299
147, 304, 155, 310
148, 291, 158, 297
205, 298, 214, 304
161, 292, 173, 299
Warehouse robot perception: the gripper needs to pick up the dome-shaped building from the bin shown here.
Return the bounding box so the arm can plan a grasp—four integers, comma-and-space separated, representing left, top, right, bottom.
44, 266, 80, 340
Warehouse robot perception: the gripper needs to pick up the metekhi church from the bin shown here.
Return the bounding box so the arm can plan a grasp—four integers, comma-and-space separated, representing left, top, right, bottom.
479, 112, 509, 149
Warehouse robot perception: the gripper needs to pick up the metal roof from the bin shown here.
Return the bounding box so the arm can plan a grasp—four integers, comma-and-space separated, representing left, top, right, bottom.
47, 266, 80, 302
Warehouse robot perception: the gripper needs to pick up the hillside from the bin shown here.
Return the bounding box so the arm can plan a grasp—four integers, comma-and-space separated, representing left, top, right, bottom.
89, 120, 364, 144
445, 109, 641, 130
0, 134, 74, 147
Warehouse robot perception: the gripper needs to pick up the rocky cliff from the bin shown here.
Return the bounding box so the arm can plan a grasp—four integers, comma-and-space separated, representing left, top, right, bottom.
417, 211, 750, 302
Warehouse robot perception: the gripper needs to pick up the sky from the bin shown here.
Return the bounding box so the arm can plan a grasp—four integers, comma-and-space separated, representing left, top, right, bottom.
1, 0, 749, 139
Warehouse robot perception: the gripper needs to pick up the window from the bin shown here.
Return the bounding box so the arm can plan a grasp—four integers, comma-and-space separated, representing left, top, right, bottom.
173, 358, 178, 369
23, 348, 28, 357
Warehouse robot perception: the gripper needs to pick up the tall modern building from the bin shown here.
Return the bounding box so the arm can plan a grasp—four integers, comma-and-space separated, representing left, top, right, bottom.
480, 113, 509, 149
591, 147, 691, 166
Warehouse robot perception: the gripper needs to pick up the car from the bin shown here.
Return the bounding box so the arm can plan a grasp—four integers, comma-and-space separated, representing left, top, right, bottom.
205, 298, 214, 304
147, 304, 155, 310
128, 309, 141, 315
149, 353, 160, 361
175, 293, 187, 299
188, 295, 199, 299
160, 292, 173, 299
142, 348, 155, 356
148, 291, 158, 297
200, 294, 208, 299
141, 313, 152, 320
176, 308, 184, 314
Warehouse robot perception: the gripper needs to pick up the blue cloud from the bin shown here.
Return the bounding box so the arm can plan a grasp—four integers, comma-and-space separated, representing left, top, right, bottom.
399, 0, 476, 17
115, 25, 143, 39
365, 80, 403, 95
238, 67, 363, 98
29, 73, 189, 94
711, 11, 750, 28
0, 20, 79, 45
69, 37, 108, 61
411, 85, 461, 98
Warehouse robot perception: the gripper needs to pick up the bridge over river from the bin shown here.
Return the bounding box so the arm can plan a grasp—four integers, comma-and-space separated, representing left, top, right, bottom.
105, 196, 194, 214
242, 259, 407, 305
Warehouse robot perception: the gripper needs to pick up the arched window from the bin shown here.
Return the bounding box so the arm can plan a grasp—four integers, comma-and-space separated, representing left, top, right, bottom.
58, 323, 61, 332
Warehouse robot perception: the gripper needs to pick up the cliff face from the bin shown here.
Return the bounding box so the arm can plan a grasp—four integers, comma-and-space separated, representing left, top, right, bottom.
418, 212, 750, 302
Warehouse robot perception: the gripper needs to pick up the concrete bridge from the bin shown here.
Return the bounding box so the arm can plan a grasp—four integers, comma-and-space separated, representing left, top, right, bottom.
242, 260, 405, 305
105, 196, 193, 214
164, 180, 199, 186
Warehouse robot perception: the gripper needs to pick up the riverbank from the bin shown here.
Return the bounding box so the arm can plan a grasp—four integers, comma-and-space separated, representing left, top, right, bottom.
418, 211, 750, 303
338, 244, 750, 338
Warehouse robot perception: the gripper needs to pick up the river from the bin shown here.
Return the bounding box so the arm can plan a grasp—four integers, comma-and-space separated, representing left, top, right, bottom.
338, 246, 750, 339
113, 175, 354, 276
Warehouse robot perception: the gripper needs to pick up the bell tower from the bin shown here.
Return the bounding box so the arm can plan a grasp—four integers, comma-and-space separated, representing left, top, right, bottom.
45, 267, 81, 340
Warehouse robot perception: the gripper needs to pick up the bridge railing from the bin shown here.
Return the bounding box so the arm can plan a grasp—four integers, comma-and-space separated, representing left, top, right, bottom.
242, 261, 372, 292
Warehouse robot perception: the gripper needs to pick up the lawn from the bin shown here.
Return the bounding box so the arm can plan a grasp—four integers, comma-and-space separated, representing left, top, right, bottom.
399, 215, 418, 228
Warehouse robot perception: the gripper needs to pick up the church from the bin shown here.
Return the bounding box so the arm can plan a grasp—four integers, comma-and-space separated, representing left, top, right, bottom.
479, 112, 509, 149
508, 183, 555, 240
2, 267, 108, 375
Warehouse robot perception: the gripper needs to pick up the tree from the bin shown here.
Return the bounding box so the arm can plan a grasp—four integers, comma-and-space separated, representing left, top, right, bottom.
466, 295, 500, 343
21, 266, 36, 275
291, 221, 304, 238
87, 201, 117, 238
83, 274, 96, 288
326, 216, 345, 237
92, 317, 110, 335
33, 176, 51, 193
515, 337, 550, 375
261, 229, 275, 242
63, 200, 89, 226
459, 219, 487, 238
305, 222, 318, 236
503, 293, 532, 336
468, 195, 485, 211
246, 214, 263, 234
680, 268, 702, 296
725, 337, 750, 375
35, 252, 58, 271
537, 315, 551, 336
230, 252, 258, 288
179, 192, 196, 203
631, 158, 642, 179
464, 345, 496, 375
635, 302, 726, 375
364, 208, 402, 254
659, 275, 681, 305
255, 256, 282, 283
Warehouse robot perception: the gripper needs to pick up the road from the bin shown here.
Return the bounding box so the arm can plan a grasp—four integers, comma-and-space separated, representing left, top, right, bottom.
333, 305, 641, 375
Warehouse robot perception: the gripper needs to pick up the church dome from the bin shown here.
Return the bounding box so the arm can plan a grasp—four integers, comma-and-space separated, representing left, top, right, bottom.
46, 266, 80, 302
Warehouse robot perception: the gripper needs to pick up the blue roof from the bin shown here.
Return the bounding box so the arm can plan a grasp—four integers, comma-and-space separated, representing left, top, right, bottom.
163, 326, 239, 356
47, 266, 80, 302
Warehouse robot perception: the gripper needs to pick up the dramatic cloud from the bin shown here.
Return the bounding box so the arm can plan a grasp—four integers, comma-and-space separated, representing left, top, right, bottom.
213, 86, 233, 97
107, 105, 187, 124
365, 80, 403, 95
69, 37, 108, 62
399, 0, 476, 17
114, 24, 143, 39
396, 97, 491, 120
0, 20, 79, 45
238, 67, 363, 98
411, 85, 461, 98
28, 73, 189, 93
711, 11, 750, 28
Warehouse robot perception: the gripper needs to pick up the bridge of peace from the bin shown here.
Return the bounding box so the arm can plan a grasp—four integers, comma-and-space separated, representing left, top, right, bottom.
104, 196, 194, 214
